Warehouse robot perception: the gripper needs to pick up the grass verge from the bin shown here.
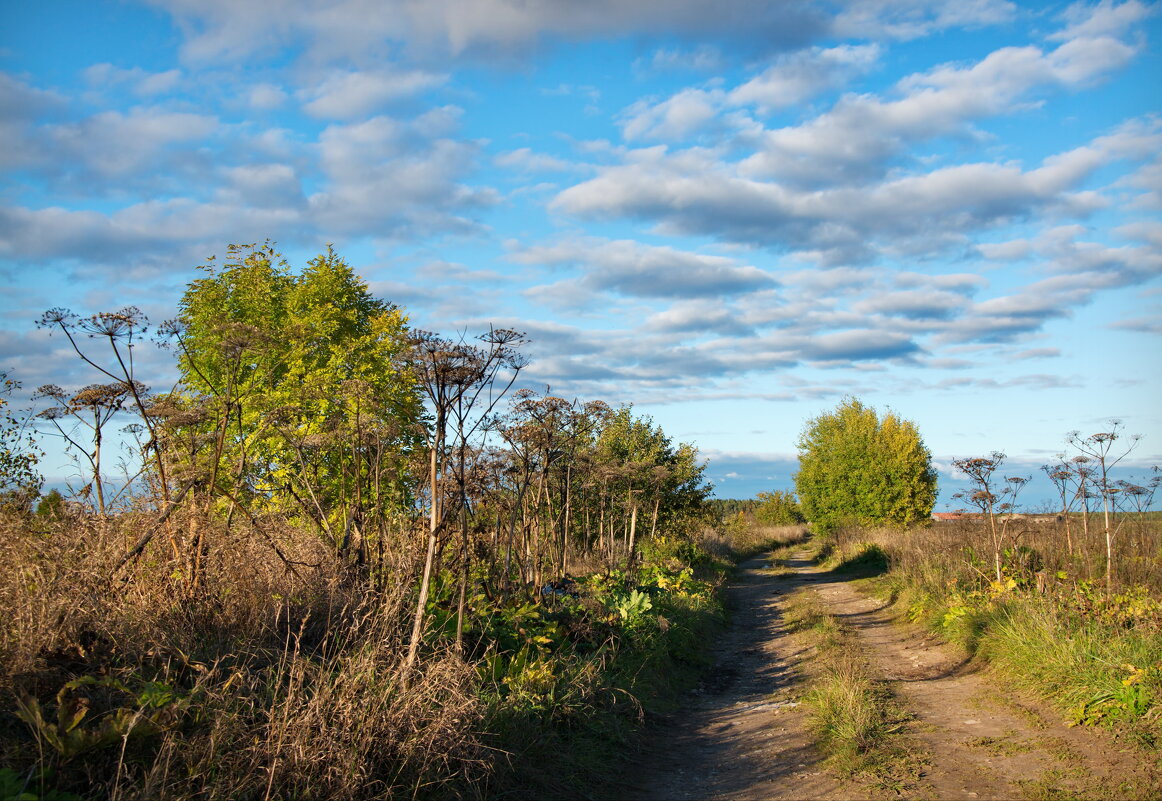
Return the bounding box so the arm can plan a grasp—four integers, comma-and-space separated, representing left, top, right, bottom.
783, 588, 924, 796
818, 527, 1162, 796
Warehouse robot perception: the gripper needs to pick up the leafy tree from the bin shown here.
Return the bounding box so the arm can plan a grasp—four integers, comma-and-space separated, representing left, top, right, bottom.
706, 498, 760, 521
170, 243, 423, 555
594, 405, 709, 567
754, 490, 805, 526
35, 488, 66, 518
795, 397, 937, 533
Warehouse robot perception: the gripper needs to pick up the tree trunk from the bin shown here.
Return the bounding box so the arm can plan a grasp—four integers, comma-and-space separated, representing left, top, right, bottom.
627, 498, 639, 571
405, 416, 443, 680
558, 463, 572, 579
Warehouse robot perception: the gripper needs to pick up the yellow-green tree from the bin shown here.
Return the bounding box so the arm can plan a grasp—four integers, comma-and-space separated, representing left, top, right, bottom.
754, 490, 804, 526
168, 243, 422, 556
794, 397, 937, 533
0, 371, 41, 512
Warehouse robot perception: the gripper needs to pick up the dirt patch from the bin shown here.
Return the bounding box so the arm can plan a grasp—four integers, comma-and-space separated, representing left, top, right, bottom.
624, 547, 1159, 801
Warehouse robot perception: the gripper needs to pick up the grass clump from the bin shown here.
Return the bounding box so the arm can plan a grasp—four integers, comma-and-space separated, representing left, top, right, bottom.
784, 591, 920, 792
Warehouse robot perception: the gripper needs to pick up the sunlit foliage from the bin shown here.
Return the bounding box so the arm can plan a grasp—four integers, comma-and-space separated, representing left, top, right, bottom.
795, 397, 937, 533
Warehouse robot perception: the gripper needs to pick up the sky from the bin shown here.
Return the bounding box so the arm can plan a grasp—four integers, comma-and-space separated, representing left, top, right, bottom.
1, 0, 1160, 509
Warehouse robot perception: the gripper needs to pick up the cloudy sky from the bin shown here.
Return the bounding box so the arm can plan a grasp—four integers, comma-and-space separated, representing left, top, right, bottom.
2, 0, 1160, 507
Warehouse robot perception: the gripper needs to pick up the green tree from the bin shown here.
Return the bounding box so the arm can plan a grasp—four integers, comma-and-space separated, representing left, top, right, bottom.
169, 243, 423, 556
594, 405, 709, 567
35, 488, 66, 517
795, 397, 937, 533
754, 490, 805, 526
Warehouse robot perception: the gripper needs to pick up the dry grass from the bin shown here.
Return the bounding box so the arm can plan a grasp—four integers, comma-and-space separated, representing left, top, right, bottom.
699, 523, 808, 563
832, 516, 1162, 594
0, 508, 489, 801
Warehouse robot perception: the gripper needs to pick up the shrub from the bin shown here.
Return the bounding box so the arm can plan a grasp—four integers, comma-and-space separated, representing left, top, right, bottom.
795, 397, 937, 533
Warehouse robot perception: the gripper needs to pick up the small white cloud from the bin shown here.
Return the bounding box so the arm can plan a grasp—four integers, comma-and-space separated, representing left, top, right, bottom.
978, 240, 1032, 260
729, 44, 881, 111
247, 83, 288, 110
638, 45, 723, 73
83, 64, 182, 96
1048, 0, 1154, 42
620, 88, 725, 142
300, 69, 446, 119
494, 148, 574, 172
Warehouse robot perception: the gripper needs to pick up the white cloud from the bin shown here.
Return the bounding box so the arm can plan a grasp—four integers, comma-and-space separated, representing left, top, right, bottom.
219, 163, 306, 208
0, 99, 494, 266
512, 237, 776, 298
832, 0, 1016, 40
737, 12, 1146, 186
552, 140, 1121, 258
307, 112, 496, 235
853, 289, 970, 320
1010, 348, 1061, 360
0, 98, 223, 195
494, 148, 575, 173
1049, 0, 1154, 42
150, 0, 832, 64
619, 42, 882, 144
644, 300, 756, 336
1121, 158, 1162, 210
247, 83, 288, 110
978, 239, 1032, 260
299, 68, 447, 118
0, 73, 65, 170
637, 45, 724, 74
729, 44, 881, 112
620, 88, 724, 142
83, 64, 184, 96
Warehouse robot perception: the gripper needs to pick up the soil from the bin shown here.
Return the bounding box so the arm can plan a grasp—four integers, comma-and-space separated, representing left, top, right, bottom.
620, 546, 1159, 801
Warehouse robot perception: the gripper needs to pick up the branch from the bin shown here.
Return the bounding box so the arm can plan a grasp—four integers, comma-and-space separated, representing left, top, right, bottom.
110, 478, 196, 577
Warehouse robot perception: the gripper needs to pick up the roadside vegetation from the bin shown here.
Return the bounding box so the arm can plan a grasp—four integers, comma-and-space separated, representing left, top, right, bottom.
0, 244, 758, 800
822, 516, 1162, 755
783, 589, 921, 794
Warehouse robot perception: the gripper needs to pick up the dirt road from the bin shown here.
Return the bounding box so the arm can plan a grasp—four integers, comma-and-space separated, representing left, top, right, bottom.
624, 546, 1156, 801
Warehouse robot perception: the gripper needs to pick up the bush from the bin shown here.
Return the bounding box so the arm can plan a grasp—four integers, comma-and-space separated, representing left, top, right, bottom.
795, 397, 937, 533
755, 490, 805, 526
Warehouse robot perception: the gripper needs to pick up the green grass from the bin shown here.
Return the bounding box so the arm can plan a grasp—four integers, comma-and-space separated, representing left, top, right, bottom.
784, 590, 923, 793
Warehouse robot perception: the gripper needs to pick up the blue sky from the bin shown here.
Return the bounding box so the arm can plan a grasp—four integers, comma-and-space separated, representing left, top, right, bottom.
1, 0, 1159, 508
